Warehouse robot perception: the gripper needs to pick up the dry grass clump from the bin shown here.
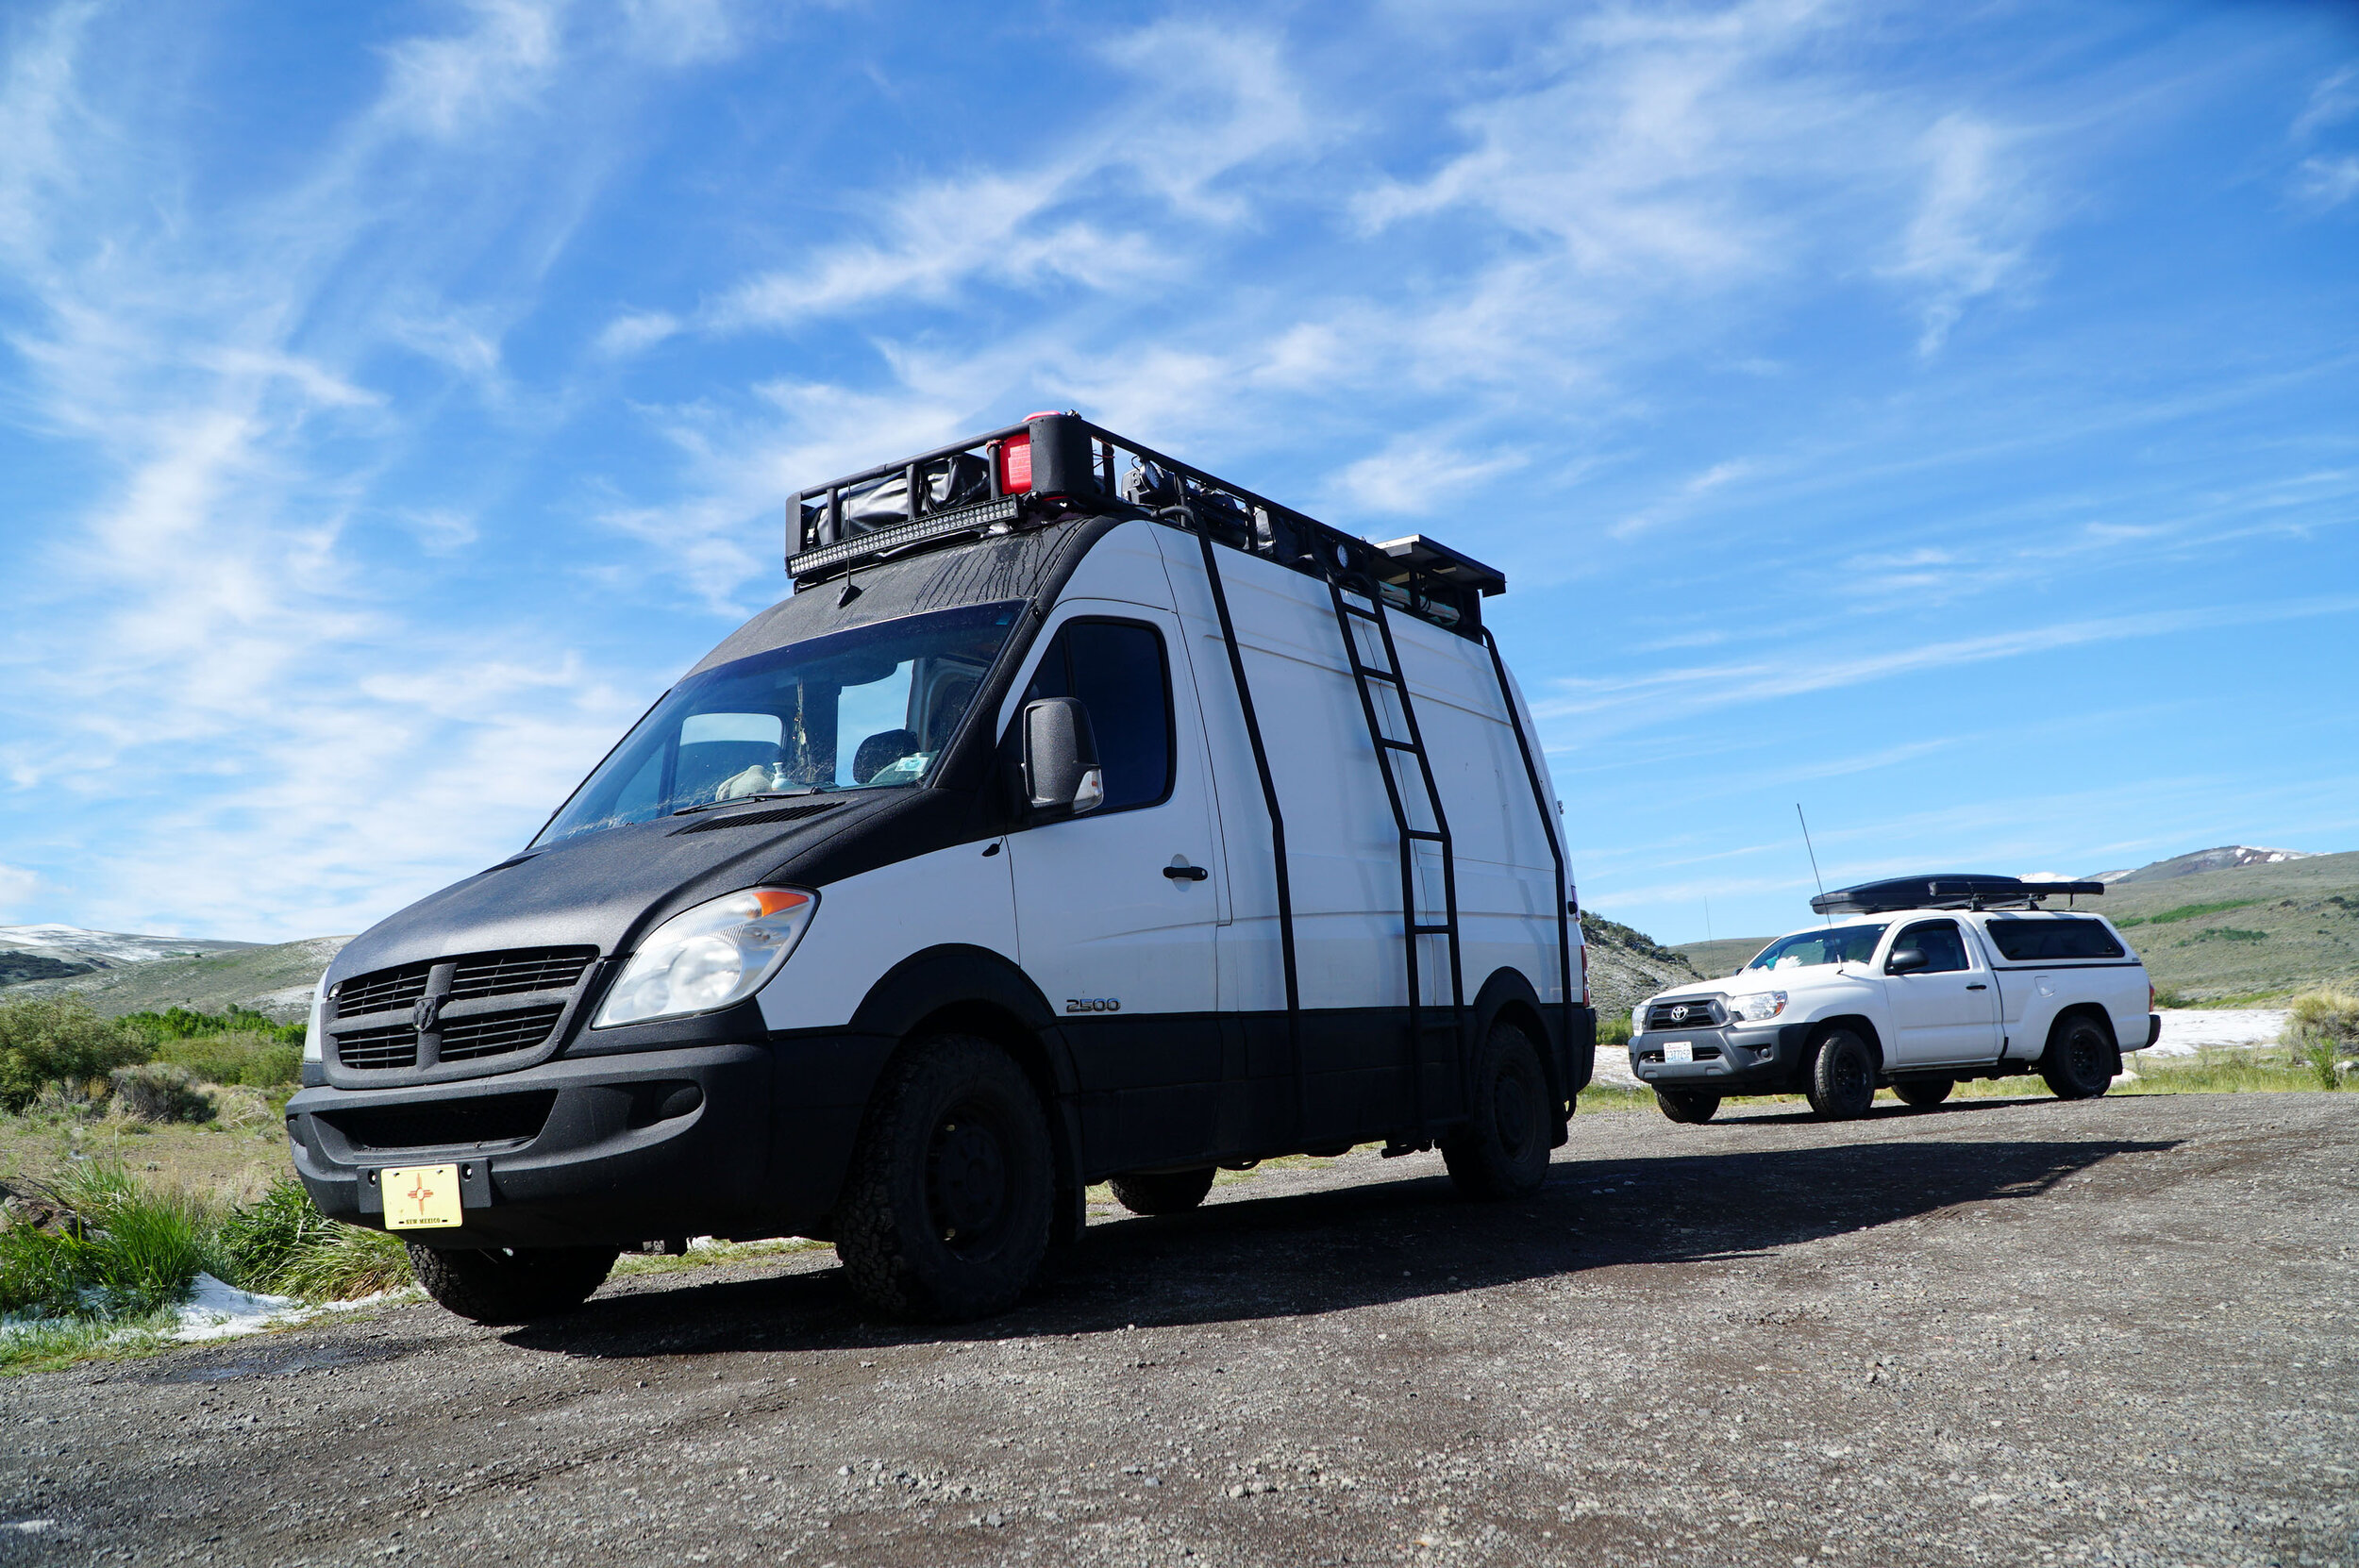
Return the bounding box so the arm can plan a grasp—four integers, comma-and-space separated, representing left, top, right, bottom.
2283, 985, 2359, 1090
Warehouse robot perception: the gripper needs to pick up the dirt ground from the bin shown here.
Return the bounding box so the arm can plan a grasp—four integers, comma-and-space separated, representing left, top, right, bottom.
4, 1091, 2354, 1567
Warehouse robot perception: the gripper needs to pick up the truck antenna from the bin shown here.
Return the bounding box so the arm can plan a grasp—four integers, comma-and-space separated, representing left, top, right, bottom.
1797, 803, 1830, 925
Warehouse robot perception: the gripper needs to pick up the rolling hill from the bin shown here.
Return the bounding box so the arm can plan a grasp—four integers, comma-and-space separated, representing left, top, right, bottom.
0, 937, 350, 1021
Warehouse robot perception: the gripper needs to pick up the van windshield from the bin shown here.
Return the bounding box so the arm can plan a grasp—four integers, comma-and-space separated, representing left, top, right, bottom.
533, 602, 1023, 847
1745, 924, 1888, 972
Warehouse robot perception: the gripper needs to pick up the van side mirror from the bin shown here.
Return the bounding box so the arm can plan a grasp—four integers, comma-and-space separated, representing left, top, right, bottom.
1021, 697, 1104, 815
1886, 947, 1928, 975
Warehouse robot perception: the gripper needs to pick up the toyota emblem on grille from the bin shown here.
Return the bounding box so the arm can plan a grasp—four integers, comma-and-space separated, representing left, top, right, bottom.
1669, 1005, 1689, 1022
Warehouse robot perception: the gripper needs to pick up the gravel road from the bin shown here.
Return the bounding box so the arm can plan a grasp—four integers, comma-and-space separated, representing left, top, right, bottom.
5, 1092, 2354, 1567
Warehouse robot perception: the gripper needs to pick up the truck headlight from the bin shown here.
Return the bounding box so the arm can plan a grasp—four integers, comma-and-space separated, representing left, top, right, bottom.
1729, 991, 1787, 1023
303, 974, 328, 1063
594, 888, 818, 1028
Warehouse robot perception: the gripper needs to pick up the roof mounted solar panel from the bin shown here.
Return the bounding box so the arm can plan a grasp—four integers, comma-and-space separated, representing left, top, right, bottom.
1810, 875, 2108, 916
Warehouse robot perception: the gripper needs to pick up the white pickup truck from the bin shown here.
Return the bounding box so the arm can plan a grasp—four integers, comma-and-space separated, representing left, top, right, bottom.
1629, 876, 2160, 1122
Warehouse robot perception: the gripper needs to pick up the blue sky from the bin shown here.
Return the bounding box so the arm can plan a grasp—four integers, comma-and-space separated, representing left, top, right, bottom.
1, 0, 2354, 948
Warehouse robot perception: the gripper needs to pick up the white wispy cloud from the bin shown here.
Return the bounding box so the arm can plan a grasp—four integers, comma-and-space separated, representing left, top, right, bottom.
1890, 113, 2038, 354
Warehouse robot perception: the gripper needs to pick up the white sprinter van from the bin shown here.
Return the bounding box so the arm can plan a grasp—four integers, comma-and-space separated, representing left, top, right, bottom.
285, 413, 1594, 1325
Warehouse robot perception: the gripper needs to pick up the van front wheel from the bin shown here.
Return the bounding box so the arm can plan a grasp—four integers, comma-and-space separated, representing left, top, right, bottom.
1443, 1020, 1551, 1199
406, 1243, 617, 1325
838, 1035, 1053, 1323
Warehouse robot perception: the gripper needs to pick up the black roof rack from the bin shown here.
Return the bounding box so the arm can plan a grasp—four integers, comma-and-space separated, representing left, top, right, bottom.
1810, 875, 2108, 916
785, 412, 1507, 639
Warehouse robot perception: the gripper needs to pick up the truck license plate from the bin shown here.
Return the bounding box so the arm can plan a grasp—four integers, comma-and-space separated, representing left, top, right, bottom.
381, 1164, 463, 1230
1664, 1042, 1694, 1064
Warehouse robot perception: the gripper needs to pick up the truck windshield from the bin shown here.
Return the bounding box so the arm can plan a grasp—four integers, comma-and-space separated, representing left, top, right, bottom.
532, 601, 1023, 847
1745, 924, 1889, 972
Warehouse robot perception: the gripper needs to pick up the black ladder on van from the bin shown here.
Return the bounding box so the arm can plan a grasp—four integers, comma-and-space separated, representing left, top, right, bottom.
1322, 564, 1466, 1137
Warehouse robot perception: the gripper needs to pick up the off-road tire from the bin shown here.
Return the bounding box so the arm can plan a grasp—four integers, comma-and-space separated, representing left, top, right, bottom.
1654, 1087, 1721, 1124
1804, 1027, 1878, 1121
837, 1034, 1053, 1322
1107, 1167, 1217, 1215
2040, 1013, 2116, 1101
1894, 1076, 1954, 1109
1443, 1020, 1551, 1199
406, 1243, 618, 1325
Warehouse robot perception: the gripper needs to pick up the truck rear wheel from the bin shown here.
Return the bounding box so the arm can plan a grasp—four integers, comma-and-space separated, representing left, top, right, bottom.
2040, 1014, 2116, 1101
1107, 1167, 1216, 1215
1804, 1028, 1877, 1120
406, 1243, 618, 1325
1443, 1020, 1551, 1199
1653, 1088, 1721, 1124
1893, 1076, 1953, 1109
837, 1034, 1053, 1323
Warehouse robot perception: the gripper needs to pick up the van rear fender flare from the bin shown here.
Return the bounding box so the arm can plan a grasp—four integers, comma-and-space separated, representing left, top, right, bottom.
1472, 968, 1572, 1126
845, 942, 1084, 1202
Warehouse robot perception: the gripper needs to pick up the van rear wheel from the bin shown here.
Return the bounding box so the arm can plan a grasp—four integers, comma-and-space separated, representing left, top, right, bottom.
1443, 1020, 1551, 1199
2040, 1014, 2116, 1101
837, 1034, 1053, 1323
1804, 1028, 1877, 1120
406, 1243, 617, 1325
1653, 1088, 1721, 1124
1107, 1167, 1216, 1215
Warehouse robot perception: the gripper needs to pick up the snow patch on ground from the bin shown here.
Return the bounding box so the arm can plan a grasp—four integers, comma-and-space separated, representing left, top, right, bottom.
2147, 1009, 2288, 1057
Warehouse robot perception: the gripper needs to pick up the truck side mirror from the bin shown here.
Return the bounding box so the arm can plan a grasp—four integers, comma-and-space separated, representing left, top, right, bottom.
1886, 947, 1928, 975
1021, 697, 1104, 815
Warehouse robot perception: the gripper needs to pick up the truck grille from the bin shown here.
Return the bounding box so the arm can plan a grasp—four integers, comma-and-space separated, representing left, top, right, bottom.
328, 946, 597, 1076
1646, 998, 1725, 1030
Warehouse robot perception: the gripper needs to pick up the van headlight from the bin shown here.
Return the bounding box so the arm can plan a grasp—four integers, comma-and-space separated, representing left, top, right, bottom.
1729, 990, 1788, 1024
594, 888, 818, 1028
303, 974, 328, 1063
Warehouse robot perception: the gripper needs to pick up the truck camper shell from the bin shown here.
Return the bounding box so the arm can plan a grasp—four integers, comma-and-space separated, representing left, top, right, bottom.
287, 411, 1589, 1323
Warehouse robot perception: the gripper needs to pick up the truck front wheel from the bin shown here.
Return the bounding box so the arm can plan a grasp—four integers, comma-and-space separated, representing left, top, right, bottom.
837, 1034, 1054, 1322
1804, 1028, 1877, 1120
1653, 1088, 1720, 1124
1443, 1020, 1552, 1199
406, 1243, 618, 1325
2040, 1014, 2116, 1101
1107, 1167, 1216, 1215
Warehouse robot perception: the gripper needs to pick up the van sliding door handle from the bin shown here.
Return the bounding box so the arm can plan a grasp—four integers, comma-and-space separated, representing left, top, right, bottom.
1163, 863, 1209, 881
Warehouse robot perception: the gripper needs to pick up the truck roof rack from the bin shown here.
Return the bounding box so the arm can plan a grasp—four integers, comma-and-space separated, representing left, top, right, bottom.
785, 412, 1507, 639
1810, 875, 2108, 916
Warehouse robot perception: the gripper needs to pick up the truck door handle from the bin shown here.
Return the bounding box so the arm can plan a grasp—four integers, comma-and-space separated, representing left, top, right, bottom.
1966, 983, 1987, 990
1163, 863, 1209, 881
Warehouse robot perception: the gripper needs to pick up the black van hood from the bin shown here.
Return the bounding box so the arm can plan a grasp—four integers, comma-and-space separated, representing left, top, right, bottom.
326, 792, 950, 984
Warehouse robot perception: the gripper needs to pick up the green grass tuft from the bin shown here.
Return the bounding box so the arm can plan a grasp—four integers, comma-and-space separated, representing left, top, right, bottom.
216, 1178, 411, 1300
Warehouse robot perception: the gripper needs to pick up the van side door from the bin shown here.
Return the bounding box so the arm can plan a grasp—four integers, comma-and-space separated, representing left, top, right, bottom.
1002, 603, 1225, 1171
1882, 918, 2001, 1066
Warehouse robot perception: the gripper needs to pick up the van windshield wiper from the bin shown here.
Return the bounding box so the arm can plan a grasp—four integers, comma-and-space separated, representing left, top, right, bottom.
671, 789, 831, 817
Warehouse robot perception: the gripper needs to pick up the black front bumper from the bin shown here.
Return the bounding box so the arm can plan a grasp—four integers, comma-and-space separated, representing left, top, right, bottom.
286, 1032, 895, 1248
1630, 1022, 1813, 1094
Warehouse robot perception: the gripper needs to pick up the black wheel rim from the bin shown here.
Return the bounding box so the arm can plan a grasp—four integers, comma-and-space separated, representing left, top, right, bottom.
1494, 1066, 1533, 1155
925, 1099, 1011, 1252
2068, 1028, 2107, 1089
1832, 1044, 1869, 1102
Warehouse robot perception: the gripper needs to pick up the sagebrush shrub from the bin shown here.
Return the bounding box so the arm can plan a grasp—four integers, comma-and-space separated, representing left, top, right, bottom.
0, 996, 147, 1111
108, 1063, 217, 1124
2284, 985, 2358, 1091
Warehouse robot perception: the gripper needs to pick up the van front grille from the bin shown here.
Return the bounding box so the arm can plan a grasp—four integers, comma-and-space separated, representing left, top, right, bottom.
335, 964, 431, 1018
337, 1024, 420, 1071
324, 1092, 558, 1153
440, 1006, 565, 1062
447, 948, 595, 1001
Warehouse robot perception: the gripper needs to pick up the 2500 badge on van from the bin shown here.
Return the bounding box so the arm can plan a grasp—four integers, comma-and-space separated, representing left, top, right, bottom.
286, 413, 1593, 1324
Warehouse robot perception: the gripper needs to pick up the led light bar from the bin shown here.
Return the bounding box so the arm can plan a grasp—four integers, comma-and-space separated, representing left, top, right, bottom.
785, 495, 1024, 579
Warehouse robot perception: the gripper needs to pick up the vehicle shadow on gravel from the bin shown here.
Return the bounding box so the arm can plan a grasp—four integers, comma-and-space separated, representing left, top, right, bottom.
502, 1135, 2174, 1362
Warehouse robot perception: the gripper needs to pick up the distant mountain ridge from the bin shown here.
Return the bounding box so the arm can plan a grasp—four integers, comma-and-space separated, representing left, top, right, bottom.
0, 924, 341, 1022
2087, 846, 2315, 884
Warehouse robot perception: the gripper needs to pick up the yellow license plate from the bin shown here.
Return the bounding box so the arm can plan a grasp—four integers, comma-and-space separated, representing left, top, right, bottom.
382, 1164, 464, 1230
